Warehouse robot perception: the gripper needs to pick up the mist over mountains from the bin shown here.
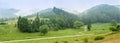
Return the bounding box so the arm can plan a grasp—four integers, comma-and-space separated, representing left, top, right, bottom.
0, 4, 120, 22
0, 8, 19, 18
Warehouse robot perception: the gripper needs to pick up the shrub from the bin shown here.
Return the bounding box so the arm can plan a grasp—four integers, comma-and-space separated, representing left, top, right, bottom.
109, 26, 118, 32
74, 21, 84, 29
116, 25, 120, 30
75, 39, 79, 41
40, 25, 49, 35
0, 22, 7, 25
110, 20, 117, 26
54, 41, 58, 43
63, 41, 68, 43
94, 36, 104, 40
83, 38, 88, 43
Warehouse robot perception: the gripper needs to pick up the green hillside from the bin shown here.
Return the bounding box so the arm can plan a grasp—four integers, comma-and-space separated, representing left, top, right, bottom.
0, 4, 120, 43
81, 4, 120, 23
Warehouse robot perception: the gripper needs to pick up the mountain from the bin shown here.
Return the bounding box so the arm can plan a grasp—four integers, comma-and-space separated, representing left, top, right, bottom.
81, 4, 120, 23
38, 7, 79, 20
0, 8, 19, 18
115, 5, 120, 9
27, 7, 80, 28
25, 8, 52, 17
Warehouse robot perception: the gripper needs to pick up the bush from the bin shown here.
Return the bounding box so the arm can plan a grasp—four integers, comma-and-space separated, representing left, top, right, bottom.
40, 25, 49, 35
54, 41, 58, 43
0, 22, 7, 25
110, 20, 117, 26
83, 38, 88, 43
116, 25, 120, 30
63, 41, 68, 43
109, 26, 118, 32
74, 21, 84, 29
94, 36, 104, 40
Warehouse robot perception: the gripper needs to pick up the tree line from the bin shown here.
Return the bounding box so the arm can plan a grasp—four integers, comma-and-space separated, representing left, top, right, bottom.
17, 7, 92, 35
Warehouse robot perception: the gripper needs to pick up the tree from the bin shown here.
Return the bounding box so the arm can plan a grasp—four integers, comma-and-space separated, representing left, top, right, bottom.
32, 14, 40, 32
17, 16, 21, 29
87, 19, 92, 31
40, 25, 49, 35
17, 16, 31, 32
116, 25, 120, 31
111, 20, 117, 26
74, 21, 84, 29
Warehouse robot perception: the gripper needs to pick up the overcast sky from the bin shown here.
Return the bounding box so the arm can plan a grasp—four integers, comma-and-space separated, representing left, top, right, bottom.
0, 0, 120, 12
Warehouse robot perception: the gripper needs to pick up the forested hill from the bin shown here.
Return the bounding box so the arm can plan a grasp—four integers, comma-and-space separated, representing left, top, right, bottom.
26, 7, 80, 28
26, 4, 120, 25
81, 4, 120, 23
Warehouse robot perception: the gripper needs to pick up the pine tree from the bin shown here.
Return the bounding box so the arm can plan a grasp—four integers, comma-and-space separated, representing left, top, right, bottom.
87, 19, 92, 31
17, 16, 21, 29
32, 13, 40, 32
17, 16, 31, 32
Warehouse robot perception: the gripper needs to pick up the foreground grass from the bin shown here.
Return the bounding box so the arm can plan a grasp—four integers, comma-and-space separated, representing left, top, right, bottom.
94, 32, 120, 43
5, 32, 120, 43
0, 23, 111, 42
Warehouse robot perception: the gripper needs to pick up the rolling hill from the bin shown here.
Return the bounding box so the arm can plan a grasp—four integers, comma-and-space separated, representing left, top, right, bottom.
81, 4, 120, 23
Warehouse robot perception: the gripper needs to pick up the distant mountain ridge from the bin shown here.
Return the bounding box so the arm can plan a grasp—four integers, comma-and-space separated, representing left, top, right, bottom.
81, 4, 120, 23
0, 8, 19, 18
1, 4, 120, 23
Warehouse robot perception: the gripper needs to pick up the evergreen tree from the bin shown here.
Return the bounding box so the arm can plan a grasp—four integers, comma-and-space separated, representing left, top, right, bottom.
87, 19, 92, 31
17, 16, 21, 29
32, 14, 40, 32
17, 16, 31, 32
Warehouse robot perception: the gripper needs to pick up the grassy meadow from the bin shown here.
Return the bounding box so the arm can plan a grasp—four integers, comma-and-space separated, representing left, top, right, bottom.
0, 23, 113, 43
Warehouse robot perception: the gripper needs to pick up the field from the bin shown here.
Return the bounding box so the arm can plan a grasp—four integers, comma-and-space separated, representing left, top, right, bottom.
3, 32, 120, 43
0, 23, 117, 43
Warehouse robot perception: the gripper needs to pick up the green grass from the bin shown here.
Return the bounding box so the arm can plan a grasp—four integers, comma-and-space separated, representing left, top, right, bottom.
0, 24, 84, 41
0, 23, 112, 43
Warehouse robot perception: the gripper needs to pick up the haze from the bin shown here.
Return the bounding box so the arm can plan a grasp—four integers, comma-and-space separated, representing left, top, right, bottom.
0, 0, 120, 15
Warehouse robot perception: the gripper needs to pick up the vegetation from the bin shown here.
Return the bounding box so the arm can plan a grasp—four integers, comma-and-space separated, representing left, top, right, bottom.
31, 14, 40, 32
0, 4, 120, 43
94, 36, 105, 40
63, 41, 68, 43
109, 26, 118, 32
116, 25, 120, 31
74, 21, 84, 29
111, 20, 117, 26
81, 4, 120, 23
40, 25, 49, 35
17, 16, 31, 32
87, 19, 92, 31
83, 38, 88, 43
0, 22, 7, 25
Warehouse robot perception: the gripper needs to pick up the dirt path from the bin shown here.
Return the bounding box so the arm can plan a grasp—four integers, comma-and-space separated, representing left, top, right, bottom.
1, 34, 92, 43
